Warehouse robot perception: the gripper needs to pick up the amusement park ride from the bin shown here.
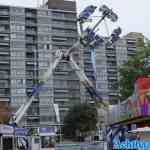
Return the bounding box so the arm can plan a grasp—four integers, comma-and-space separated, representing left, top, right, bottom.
0, 4, 121, 150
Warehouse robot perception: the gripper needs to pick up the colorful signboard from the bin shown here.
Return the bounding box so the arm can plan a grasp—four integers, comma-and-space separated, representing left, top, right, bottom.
119, 77, 150, 121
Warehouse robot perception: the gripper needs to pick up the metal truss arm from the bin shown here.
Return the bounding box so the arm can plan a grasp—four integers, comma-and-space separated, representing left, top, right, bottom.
14, 51, 63, 124
69, 55, 107, 108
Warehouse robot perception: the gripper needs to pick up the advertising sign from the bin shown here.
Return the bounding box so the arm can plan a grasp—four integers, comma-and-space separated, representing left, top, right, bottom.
38, 127, 55, 136
15, 128, 27, 137
119, 77, 150, 121
0, 125, 14, 135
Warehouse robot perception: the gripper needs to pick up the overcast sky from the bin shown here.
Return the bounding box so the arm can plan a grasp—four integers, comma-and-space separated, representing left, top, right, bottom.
0, 0, 149, 38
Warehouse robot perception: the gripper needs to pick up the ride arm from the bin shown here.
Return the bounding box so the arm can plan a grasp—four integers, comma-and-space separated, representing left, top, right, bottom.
14, 51, 63, 124
69, 55, 107, 107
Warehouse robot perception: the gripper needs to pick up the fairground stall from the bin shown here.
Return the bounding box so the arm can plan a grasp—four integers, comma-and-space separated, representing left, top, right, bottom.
108, 77, 150, 143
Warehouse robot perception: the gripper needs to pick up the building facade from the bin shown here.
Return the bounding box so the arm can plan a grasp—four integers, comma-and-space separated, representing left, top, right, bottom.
0, 0, 79, 131
95, 32, 144, 105
0, 0, 145, 132
44, 0, 81, 122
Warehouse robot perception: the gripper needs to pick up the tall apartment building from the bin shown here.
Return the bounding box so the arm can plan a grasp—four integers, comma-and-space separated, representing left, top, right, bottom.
95, 32, 144, 105
0, 0, 79, 131
44, 0, 80, 121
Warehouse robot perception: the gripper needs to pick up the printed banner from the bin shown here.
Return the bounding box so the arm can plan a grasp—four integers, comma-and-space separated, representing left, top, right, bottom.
119, 77, 150, 121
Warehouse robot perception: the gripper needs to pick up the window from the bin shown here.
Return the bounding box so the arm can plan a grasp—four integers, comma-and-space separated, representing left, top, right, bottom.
39, 61, 49, 68
0, 35, 9, 41
11, 7, 24, 13
16, 89, 25, 94
38, 35, 51, 41
52, 28, 76, 34
11, 33, 24, 40
0, 25, 9, 32
11, 61, 24, 66
38, 10, 48, 16
11, 79, 25, 87
52, 12, 64, 17
10, 16, 24, 22
11, 89, 25, 94
11, 70, 25, 77
11, 52, 24, 57
10, 41, 25, 48
64, 13, 76, 18
0, 80, 9, 87
38, 44, 50, 50
0, 89, 9, 95
38, 18, 51, 24
26, 45, 37, 50
26, 79, 34, 87
38, 26, 51, 32
11, 24, 25, 31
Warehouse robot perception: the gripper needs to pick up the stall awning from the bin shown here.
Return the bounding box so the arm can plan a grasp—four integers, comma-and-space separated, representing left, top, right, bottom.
110, 116, 150, 127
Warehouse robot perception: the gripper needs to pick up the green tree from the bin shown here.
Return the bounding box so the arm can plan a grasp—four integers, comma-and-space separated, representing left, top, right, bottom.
63, 103, 98, 140
119, 40, 150, 101
0, 102, 11, 124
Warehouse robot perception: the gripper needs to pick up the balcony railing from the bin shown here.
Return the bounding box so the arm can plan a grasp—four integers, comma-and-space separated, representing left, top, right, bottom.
0, 20, 9, 24
52, 23, 77, 30
26, 21, 37, 27
0, 93, 10, 97
0, 56, 9, 60
52, 15, 76, 21
0, 11, 9, 16
0, 74, 9, 79
26, 13, 36, 18
26, 30, 36, 35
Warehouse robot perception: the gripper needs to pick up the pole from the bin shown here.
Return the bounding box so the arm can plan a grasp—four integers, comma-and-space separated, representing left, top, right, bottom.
59, 123, 62, 143
79, 22, 84, 34
92, 15, 106, 32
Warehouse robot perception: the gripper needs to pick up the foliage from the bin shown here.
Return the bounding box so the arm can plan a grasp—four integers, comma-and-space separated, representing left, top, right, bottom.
119, 40, 150, 101
63, 103, 98, 140
0, 102, 11, 124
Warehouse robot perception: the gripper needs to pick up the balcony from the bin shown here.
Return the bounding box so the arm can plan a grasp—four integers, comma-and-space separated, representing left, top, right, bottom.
0, 20, 9, 24
52, 23, 77, 30
0, 11, 9, 16
0, 89, 10, 97
52, 41, 72, 46
0, 51, 9, 56
26, 65, 38, 70
0, 61, 9, 64
0, 47, 9, 52
0, 64, 9, 70
106, 52, 116, 57
0, 97, 10, 102
26, 30, 37, 35
26, 39, 37, 44
0, 56, 9, 61
52, 32, 77, 38
0, 39, 9, 43
26, 21, 37, 27
26, 74, 34, 79
84, 67, 94, 72
26, 13, 36, 18
0, 83, 9, 88
0, 94, 10, 98
0, 74, 9, 79
52, 15, 76, 22
0, 28, 9, 34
